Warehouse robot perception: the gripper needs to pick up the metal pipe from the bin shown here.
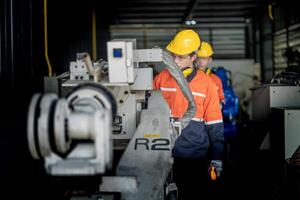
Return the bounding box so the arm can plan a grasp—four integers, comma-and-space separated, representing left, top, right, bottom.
44, 0, 53, 76
77, 52, 101, 82
92, 1, 97, 61
68, 113, 94, 139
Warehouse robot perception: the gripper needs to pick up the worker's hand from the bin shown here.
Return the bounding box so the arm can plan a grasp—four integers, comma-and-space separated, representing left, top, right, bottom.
209, 160, 222, 180
162, 50, 177, 68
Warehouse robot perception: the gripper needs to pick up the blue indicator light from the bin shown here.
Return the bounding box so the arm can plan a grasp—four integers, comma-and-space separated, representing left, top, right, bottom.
113, 48, 122, 58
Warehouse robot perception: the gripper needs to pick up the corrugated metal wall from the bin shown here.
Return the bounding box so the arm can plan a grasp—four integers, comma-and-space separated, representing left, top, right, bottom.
274, 23, 300, 72
110, 25, 247, 59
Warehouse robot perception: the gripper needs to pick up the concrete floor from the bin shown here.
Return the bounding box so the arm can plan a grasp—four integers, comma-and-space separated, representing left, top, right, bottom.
212, 122, 300, 200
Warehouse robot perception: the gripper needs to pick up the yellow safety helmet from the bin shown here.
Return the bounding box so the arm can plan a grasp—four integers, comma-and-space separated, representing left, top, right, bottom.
166, 29, 201, 56
197, 41, 214, 57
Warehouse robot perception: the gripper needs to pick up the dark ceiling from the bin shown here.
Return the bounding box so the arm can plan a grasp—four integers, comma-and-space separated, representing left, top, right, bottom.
111, 0, 264, 25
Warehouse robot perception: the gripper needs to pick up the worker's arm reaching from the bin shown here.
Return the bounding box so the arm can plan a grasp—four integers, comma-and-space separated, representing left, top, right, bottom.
203, 80, 225, 178
206, 124, 224, 179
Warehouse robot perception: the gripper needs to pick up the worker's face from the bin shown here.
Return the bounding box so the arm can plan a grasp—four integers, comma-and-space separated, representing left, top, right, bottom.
196, 57, 212, 71
174, 54, 197, 69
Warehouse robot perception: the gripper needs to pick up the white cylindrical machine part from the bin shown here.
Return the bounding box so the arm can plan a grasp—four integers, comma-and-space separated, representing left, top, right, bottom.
68, 113, 94, 139
38, 94, 58, 157
27, 93, 42, 159
54, 99, 71, 153
27, 83, 116, 175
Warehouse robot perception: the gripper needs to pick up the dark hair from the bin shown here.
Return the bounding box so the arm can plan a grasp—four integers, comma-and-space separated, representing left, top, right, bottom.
189, 51, 197, 56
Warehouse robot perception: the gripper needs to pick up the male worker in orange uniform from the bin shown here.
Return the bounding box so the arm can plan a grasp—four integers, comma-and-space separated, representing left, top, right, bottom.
153, 29, 224, 200
196, 41, 225, 104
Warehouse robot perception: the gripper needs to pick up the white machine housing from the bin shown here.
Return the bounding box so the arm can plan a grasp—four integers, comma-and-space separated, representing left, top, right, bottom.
107, 39, 162, 84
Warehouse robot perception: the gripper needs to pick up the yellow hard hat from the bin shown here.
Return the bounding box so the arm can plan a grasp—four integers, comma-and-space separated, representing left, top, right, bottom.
197, 41, 214, 57
166, 29, 201, 55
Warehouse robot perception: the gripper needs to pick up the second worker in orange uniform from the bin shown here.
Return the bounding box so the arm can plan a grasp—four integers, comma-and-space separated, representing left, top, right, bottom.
196, 41, 225, 104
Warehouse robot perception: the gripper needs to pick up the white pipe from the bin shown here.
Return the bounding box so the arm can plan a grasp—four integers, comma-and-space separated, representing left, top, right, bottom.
77, 52, 102, 82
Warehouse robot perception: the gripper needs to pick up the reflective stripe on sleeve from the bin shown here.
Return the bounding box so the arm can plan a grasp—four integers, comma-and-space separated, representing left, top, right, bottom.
205, 119, 223, 125
192, 92, 206, 98
170, 117, 204, 122
160, 87, 177, 92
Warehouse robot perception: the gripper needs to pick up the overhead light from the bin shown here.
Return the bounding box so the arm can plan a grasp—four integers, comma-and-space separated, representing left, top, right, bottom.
185, 20, 197, 26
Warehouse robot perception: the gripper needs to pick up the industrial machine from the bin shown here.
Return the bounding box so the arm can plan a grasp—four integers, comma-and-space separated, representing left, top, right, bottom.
213, 66, 239, 139
251, 83, 300, 186
251, 84, 300, 150
270, 107, 300, 185
27, 39, 180, 200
